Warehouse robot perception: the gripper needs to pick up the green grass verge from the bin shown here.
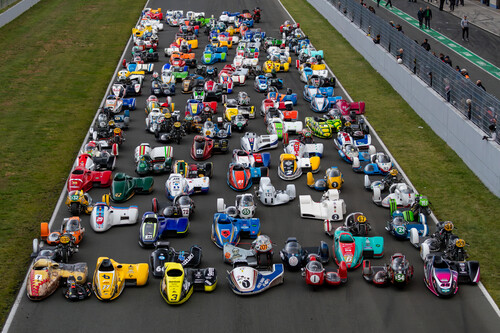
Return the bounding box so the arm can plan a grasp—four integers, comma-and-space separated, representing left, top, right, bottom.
280, 0, 499, 304
0, 0, 146, 326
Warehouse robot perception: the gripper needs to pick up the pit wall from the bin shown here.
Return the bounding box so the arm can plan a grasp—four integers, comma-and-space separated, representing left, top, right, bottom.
0, 0, 41, 28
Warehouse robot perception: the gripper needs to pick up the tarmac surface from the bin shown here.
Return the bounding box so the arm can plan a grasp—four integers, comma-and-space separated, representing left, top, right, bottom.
4, 0, 500, 332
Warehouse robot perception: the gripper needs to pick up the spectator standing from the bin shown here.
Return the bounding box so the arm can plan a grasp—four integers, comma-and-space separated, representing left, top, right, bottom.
461, 15, 469, 41
421, 38, 431, 51
439, 0, 445, 11
476, 80, 486, 91
377, 0, 381, 7
444, 56, 452, 66
417, 8, 424, 29
461, 68, 470, 79
482, 119, 497, 141
450, 0, 455, 11
424, 6, 432, 29
396, 48, 404, 62
385, 0, 393, 8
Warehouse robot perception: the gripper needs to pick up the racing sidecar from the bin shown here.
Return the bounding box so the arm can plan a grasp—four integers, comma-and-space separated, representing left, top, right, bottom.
138, 212, 189, 247
90, 200, 139, 232
27, 258, 88, 301
211, 213, 260, 248
93, 257, 149, 301
333, 227, 384, 270
150, 242, 202, 278
255, 177, 296, 206
227, 264, 284, 295
217, 193, 256, 219
240, 132, 279, 153
161, 264, 217, 304
299, 189, 346, 221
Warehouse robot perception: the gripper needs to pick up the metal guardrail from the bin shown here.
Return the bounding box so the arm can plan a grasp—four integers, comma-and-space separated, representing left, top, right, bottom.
328, 0, 500, 143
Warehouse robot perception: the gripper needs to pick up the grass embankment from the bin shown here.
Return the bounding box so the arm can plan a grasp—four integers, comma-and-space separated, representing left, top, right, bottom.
281, 0, 499, 304
0, 0, 146, 326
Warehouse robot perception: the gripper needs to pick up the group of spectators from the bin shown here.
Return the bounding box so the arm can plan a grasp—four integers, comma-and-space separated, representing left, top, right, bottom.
359, 0, 496, 141
417, 7, 434, 29
369, 6, 485, 92
424, 42, 486, 92
435, 0, 465, 12
359, 0, 377, 14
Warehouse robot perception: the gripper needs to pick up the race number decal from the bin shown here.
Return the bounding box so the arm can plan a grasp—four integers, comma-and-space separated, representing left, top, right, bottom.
310, 275, 320, 284
395, 226, 406, 235
357, 215, 367, 223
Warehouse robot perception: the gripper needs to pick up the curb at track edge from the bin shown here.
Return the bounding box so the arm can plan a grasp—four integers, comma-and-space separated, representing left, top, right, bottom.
278, 0, 500, 316
1, 0, 152, 332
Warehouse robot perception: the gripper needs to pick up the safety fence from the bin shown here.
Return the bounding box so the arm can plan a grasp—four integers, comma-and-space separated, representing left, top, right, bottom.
328, 0, 500, 143
1, 0, 19, 10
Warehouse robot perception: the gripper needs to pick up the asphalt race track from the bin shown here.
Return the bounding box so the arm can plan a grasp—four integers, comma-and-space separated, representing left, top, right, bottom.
5, 0, 499, 332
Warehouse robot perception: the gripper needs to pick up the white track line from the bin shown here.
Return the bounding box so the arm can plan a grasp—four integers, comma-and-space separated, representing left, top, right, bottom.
278, 0, 499, 316
1, 1, 152, 332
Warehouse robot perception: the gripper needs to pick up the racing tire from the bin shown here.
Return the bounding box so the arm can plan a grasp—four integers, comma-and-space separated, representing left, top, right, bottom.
362, 260, 372, 277
409, 228, 420, 246
217, 198, 226, 213
107, 156, 116, 171
40, 222, 50, 239
372, 187, 382, 205
324, 219, 333, 236
102, 194, 110, 206
259, 167, 269, 177
286, 184, 296, 200
62, 248, 69, 263
204, 162, 213, 178
359, 223, 369, 237
32, 238, 39, 254
152, 198, 159, 213
282, 132, 289, 146
420, 243, 430, 261
70, 202, 81, 216
319, 241, 330, 262
112, 144, 119, 156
